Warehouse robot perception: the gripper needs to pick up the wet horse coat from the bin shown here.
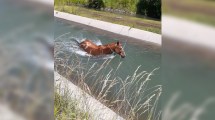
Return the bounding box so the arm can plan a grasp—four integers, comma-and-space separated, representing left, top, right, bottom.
78, 39, 126, 58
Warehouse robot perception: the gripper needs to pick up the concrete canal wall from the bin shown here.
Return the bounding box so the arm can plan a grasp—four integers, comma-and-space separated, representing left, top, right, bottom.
54, 10, 161, 46
55, 72, 124, 120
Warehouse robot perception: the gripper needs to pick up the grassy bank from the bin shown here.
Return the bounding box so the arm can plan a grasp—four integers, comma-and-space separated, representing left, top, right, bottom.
54, 0, 161, 19
54, 0, 138, 13
54, 86, 90, 120
55, 5, 161, 34
163, 0, 215, 26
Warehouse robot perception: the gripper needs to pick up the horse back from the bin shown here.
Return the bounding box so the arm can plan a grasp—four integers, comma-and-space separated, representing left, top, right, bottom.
80, 39, 99, 51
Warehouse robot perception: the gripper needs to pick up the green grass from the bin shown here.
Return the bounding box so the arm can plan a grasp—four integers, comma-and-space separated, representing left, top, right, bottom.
165, 11, 215, 27
55, 5, 161, 34
163, 0, 215, 26
54, 0, 88, 6
103, 0, 138, 13
54, 86, 90, 120
182, 0, 215, 8
54, 0, 139, 13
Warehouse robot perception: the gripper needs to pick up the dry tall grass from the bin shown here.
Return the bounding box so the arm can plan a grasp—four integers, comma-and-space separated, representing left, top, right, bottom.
55, 52, 162, 120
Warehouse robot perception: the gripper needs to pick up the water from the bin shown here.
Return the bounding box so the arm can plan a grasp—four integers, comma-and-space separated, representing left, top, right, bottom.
54, 18, 161, 81
0, 1, 53, 119
54, 18, 161, 119
162, 38, 215, 120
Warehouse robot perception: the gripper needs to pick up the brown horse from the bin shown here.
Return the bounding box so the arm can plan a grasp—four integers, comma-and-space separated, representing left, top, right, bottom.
76, 39, 126, 58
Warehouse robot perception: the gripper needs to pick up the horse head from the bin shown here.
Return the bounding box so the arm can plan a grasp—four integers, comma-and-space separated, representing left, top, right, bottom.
114, 41, 126, 58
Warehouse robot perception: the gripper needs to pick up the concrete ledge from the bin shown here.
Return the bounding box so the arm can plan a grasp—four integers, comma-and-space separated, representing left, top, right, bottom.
32, 0, 53, 5
0, 102, 25, 120
163, 15, 215, 51
54, 10, 161, 45
55, 72, 124, 120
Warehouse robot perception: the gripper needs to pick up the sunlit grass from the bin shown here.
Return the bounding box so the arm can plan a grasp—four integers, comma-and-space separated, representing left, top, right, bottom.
54, 0, 138, 13
163, 0, 215, 26
54, 5, 161, 34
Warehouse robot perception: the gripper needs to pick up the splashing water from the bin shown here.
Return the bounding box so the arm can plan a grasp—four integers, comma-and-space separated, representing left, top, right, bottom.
55, 33, 115, 60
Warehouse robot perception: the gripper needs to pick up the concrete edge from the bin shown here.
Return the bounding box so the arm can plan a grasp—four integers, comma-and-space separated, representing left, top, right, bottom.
32, 0, 53, 6
54, 10, 161, 46
55, 72, 124, 120
0, 102, 25, 120
163, 15, 215, 51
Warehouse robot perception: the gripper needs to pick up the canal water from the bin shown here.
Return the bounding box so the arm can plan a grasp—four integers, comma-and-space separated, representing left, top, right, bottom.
54, 19, 161, 80
54, 18, 161, 119
0, 1, 53, 119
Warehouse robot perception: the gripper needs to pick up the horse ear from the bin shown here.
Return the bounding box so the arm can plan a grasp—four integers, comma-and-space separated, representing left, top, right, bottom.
116, 41, 120, 45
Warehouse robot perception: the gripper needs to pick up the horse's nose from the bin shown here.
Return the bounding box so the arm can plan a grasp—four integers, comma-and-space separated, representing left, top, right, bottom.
121, 55, 125, 58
